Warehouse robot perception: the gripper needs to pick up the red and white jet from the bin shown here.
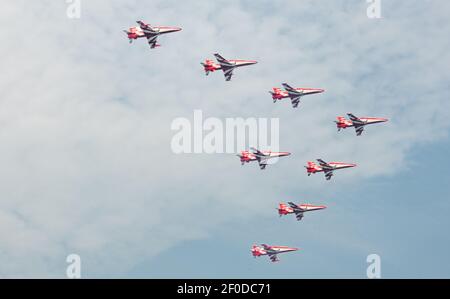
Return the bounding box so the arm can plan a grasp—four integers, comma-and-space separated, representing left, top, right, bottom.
237, 147, 291, 170
306, 159, 357, 181
252, 244, 299, 263
124, 21, 181, 49
278, 202, 327, 221
336, 113, 388, 136
201, 53, 257, 81
269, 83, 325, 108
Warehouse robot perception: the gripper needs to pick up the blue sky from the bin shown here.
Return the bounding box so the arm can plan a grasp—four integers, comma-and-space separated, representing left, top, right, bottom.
128, 138, 450, 279
0, 0, 449, 278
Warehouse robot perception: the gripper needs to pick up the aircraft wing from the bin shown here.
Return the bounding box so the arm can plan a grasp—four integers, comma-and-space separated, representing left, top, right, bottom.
258, 159, 268, 170
287, 202, 299, 209
137, 20, 150, 30
262, 245, 279, 260
222, 67, 234, 81
282, 83, 303, 108
317, 159, 332, 169
214, 53, 233, 66
290, 97, 301, 108
281, 83, 296, 93
324, 169, 334, 181
287, 202, 302, 211
317, 158, 335, 179
261, 244, 272, 250
269, 254, 279, 263
347, 113, 360, 122
146, 35, 159, 49
347, 113, 365, 126
295, 212, 304, 221
288, 202, 305, 221
213, 54, 236, 81
136, 21, 161, 49
354, 125, 365, 136
250, 147, 265, 157
137, 21, 160, 34
250, 148, 269, 169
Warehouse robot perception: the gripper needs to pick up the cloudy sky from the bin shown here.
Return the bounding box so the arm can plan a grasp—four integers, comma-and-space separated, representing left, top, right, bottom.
0, 0, 449, 278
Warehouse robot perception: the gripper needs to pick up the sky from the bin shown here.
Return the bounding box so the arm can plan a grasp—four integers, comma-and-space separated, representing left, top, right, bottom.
0, 0, 449, 278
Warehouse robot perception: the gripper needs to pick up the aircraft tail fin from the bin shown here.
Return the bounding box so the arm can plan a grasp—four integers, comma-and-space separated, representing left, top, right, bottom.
278, 203, 288, 216
307, 161, 317, 168
251, 245, 263, 257
269, 87, 284, 102
201, 59, 217, 75
306, 161, 318, 175
335, 116, 349, 131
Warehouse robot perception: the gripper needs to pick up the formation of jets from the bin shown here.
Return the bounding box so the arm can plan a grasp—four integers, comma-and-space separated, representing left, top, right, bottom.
123, 20, 389, 263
